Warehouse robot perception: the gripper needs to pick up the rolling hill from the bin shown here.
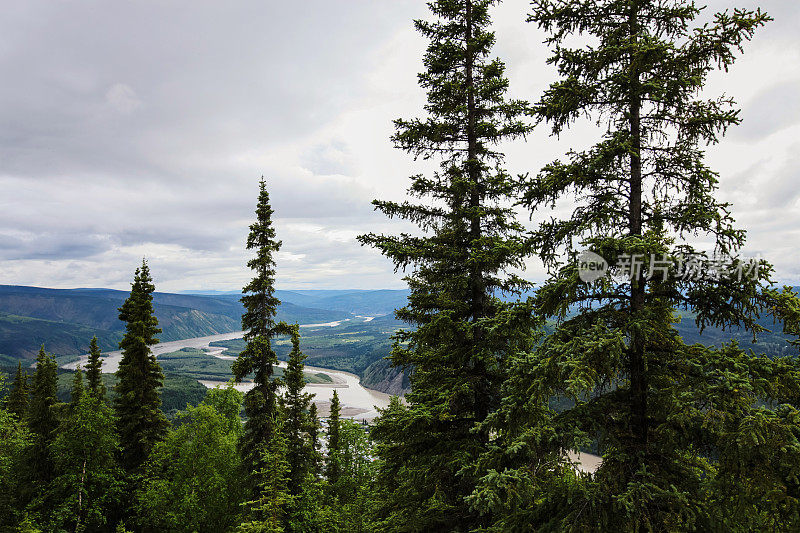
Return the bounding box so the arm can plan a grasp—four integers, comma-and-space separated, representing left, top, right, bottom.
0, 285, 349, 360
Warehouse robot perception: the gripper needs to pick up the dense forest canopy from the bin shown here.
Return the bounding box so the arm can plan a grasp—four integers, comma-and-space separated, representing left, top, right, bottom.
2, 1, 800, 532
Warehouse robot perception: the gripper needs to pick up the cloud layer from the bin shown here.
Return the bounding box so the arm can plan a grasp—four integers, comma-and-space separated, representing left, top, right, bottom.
1, 0, 798, 290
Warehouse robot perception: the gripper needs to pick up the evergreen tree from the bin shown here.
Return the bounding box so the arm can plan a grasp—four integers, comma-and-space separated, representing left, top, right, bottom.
237, 411, 291, 533
307, 402, 322, 478
70, 367, 84, 405
25, 346, 59, 488
470, 2, 800, 531
358, 0, 538, 529
114, 259, 167, 472
325, 389, 341, 488
233, 178, 289, 489
282, 325, 314, 496
86, 336, 106, 400
6, 361, 29, 419
0, 373, 31, 530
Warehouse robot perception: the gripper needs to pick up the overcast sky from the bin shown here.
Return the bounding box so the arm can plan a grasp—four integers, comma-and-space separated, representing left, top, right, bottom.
1, 0, 798, 291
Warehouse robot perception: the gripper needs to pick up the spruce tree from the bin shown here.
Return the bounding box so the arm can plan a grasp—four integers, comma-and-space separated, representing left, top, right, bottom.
325, 389, 341, 488
70, 367, 84, 406
20, 345, 60, 515
0, 372, 31, 530
281, 325, 314, 496
6, 361, 29, 419
237, 411, 291, 533
358, 0, 538, 529
233, 178, 289, 488
26, 346, 59, 484
470, 2, 800, 531
307, 402, 322, 478
114, 259, 167, 472
86, 336, 106, 400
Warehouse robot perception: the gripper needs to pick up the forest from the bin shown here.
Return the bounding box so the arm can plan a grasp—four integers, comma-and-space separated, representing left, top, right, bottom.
2, 1, 800, 532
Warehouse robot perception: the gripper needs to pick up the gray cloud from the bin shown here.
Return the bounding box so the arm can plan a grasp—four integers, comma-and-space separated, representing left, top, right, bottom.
1, 0, 799, 289
300, 141, 358, 176
0, 232, 112, 260
733, 81, 800, 141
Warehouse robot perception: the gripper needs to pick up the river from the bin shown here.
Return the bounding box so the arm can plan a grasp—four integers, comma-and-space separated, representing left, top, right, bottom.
62, 323, 393, 420
61, 325, 600, 470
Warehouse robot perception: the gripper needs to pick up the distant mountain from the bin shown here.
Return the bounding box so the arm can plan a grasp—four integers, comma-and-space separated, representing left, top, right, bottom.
273, 289, 410, 316
183, 289, 411, 317
0, 285, 348, 360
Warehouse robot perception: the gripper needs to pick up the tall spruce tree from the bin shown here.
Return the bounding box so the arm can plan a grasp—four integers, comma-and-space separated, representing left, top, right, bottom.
233, 178, 290, 490
307, 402, 322, 478
469, 2, 800, 531
26, 346, 59, 482
358, 0, 538, 529
21, 346, 60, 514
86, 336, 106, 400
281, 325, 315, 497
6, 361, 29, 419
325, 389, 341, 489
114, 259, 167, 472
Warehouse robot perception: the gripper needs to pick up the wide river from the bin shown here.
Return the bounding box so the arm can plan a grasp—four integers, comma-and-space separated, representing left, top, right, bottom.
62, 321, 393, 420
62, 323, 600, 471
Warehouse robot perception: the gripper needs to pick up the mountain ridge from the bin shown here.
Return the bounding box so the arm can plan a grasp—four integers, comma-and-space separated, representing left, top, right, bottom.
0, 285, 350, 359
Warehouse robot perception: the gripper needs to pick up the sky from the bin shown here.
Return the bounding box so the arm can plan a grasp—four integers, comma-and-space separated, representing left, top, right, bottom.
0, 0, 798, 292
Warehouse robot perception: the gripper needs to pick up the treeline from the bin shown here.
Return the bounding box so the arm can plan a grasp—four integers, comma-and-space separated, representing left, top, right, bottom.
0, 178, 377, 532
3, 0, 800, 532
0, 183, 375, 531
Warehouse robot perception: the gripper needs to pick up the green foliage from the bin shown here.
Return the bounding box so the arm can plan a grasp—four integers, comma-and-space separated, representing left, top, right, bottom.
48, 390, 123, 533
239, 410, 291, 533
234, 179, 292, 490
325, 389, 342, 487
282, 326, 316, 498
5, 362, 29, 419
307, 402, 322, 477
56, 371, 207, 419
470, 2, 800, 531
137, 383, 247, 533
359, 0, 539, 529
0, 374, 31, 530
23, 346, 59, 495
204, 379, 246, 431
114, 259, 168, 472
14, 515, 41, 533
70, 366, 84, 405
86, 336, 106, 399
323, 420, 376, 532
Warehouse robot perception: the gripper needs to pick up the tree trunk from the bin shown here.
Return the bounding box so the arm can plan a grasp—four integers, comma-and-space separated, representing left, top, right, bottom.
628, 1, 648, 456
75, 457, 86, 533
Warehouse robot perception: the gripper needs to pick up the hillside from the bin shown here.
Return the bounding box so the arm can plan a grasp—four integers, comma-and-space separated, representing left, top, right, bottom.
0, 285, 348, 359
5, 284, 793, 399
275, 289, 411, 316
